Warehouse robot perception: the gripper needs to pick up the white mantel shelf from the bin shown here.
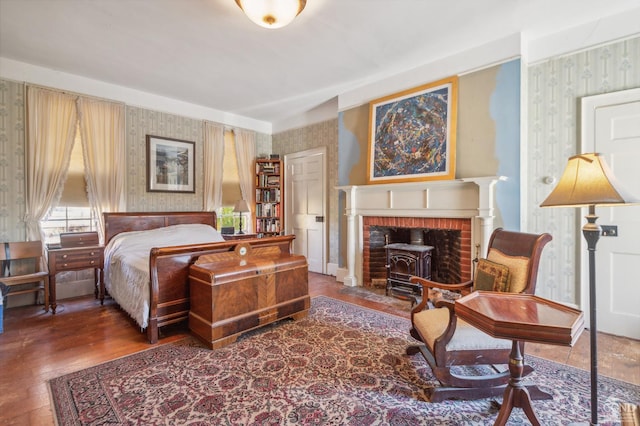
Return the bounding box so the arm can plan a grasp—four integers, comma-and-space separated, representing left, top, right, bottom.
337, 176, 505, 287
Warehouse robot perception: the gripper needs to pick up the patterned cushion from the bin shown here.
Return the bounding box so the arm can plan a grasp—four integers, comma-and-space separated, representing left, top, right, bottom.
473, 258, 510, 292
412, 308, 450, 352
487, 248, 531, 293
446, 319, 512, 351
413, 308, 512, 352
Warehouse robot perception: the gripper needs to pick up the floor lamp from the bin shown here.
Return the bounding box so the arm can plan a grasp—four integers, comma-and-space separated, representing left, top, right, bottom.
540, 153, 638, 425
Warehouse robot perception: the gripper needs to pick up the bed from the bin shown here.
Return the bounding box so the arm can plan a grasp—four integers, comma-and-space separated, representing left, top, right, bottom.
103, 211, 304, 343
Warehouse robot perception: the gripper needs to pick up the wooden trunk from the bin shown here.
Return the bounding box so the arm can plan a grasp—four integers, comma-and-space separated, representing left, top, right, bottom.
188, 244, 310, 349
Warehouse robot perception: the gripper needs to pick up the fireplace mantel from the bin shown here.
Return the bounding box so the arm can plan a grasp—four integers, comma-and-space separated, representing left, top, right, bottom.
337, 176, 505, 287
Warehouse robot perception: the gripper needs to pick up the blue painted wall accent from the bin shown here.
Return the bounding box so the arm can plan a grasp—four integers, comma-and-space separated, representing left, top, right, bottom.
490, 60, 521, 231
337, 112, 362, 266
338, 112, 361, 186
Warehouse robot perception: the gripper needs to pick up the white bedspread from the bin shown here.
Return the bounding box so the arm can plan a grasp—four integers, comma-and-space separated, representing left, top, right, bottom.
104, 223, 225, 329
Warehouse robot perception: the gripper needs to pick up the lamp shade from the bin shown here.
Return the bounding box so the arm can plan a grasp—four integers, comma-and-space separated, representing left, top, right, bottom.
233, 199, 251, 213
540, 153, 639, 207
235, 0, 306, 29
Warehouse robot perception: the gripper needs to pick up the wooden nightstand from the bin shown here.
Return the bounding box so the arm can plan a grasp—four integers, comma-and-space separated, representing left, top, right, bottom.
47, 232, 104, 314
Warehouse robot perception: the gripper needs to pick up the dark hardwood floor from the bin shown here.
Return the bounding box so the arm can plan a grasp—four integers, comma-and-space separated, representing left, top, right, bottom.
1, 272, 638, 425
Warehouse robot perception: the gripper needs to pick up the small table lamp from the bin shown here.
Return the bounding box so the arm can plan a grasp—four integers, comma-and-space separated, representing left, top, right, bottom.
233, 199, 251, 234
540, 153, 638, 425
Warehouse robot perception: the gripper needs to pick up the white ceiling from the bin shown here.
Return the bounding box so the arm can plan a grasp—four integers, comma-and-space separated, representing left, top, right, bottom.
1, 0, 639, 129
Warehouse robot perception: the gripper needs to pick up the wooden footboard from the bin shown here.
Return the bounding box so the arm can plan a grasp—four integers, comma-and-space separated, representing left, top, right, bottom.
147, 235, 297, 343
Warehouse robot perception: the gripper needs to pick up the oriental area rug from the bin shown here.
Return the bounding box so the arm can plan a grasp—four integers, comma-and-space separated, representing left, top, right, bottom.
50, 296, 638, 425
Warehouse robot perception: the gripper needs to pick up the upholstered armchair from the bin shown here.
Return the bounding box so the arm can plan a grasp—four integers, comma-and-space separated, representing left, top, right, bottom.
407, 228, 552, 402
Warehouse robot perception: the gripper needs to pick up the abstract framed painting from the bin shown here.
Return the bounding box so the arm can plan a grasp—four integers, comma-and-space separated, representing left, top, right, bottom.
146, 135, 195, 193
367, 76, 458, 184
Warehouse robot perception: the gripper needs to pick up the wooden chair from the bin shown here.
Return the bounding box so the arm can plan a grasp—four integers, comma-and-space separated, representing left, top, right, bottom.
0, 241, 50, 312
407, 228, 552, 402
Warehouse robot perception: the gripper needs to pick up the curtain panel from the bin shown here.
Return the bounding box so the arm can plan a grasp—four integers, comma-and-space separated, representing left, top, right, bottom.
234, 129, 256, 232
25, 87, 77, 241
203, 122, 225, 212
78, 98, 126, 243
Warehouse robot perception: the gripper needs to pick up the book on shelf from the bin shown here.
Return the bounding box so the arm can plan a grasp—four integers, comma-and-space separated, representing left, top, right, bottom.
256, 174, 281, 188
256, 188, 280, 203
256, 162, 280, 174
255, 218, 280, 233
266, 176, 280, 186
255, 157, 283, 235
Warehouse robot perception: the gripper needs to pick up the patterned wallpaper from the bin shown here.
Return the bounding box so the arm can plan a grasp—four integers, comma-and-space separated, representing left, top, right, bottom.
527, 36, 640, 304
2, 36, 638, 303
125, 108, 270, 212
0, 80, 271, 240
0, 79, 26, 242
255, 132, 272, 158
272, 119, 339, 265
125, 106, 205, 211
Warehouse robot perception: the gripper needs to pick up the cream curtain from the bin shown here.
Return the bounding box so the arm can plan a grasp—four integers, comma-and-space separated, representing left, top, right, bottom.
203, 122, 225, 211
25, 87, 78, 241
234, 129, 256, 232
78, 98, 126, 243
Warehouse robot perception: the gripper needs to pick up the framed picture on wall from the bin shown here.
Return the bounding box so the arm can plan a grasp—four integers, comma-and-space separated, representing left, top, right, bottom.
367, 76, 458, 184
146, 135, 195, 193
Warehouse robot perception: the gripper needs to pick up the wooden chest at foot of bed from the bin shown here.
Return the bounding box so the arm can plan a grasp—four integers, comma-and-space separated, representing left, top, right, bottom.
188, 243, 310, 349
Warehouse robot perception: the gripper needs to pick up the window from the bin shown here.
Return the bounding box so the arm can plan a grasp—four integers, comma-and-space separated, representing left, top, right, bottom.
40, 124, 97, 244
216, 130, 245, 232
41, 206, 97, 245
217, 206, 238, 229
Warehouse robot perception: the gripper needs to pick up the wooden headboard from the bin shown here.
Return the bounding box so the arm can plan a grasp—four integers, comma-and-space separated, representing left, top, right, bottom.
103, 211, 217, 245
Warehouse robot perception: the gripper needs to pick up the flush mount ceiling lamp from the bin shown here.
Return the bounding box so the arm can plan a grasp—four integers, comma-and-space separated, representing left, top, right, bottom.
235, 0, 306, 29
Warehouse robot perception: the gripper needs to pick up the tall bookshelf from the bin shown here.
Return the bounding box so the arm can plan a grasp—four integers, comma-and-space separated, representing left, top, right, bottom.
255, 158, 283, 236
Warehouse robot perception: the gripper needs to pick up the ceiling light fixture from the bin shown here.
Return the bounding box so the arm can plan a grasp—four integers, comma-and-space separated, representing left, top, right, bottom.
235, 0, 306, 29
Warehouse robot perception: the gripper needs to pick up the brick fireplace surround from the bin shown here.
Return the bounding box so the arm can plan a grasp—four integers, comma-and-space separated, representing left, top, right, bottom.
363, 216, 472, 287
337, 177, 503, 288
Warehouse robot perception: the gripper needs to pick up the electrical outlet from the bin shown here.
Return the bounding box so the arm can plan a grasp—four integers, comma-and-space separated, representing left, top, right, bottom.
601, 225, 618, 237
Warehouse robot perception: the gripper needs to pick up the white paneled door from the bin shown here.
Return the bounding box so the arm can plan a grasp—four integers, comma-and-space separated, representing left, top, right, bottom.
284, 148, 327, 274
582, 88, 640, 340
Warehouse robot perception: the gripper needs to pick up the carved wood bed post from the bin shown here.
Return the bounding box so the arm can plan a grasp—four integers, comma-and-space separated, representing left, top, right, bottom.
148, 248, 160, 343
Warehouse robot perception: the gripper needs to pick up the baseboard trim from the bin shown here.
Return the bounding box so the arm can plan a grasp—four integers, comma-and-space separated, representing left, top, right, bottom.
326, 263, 338, 276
